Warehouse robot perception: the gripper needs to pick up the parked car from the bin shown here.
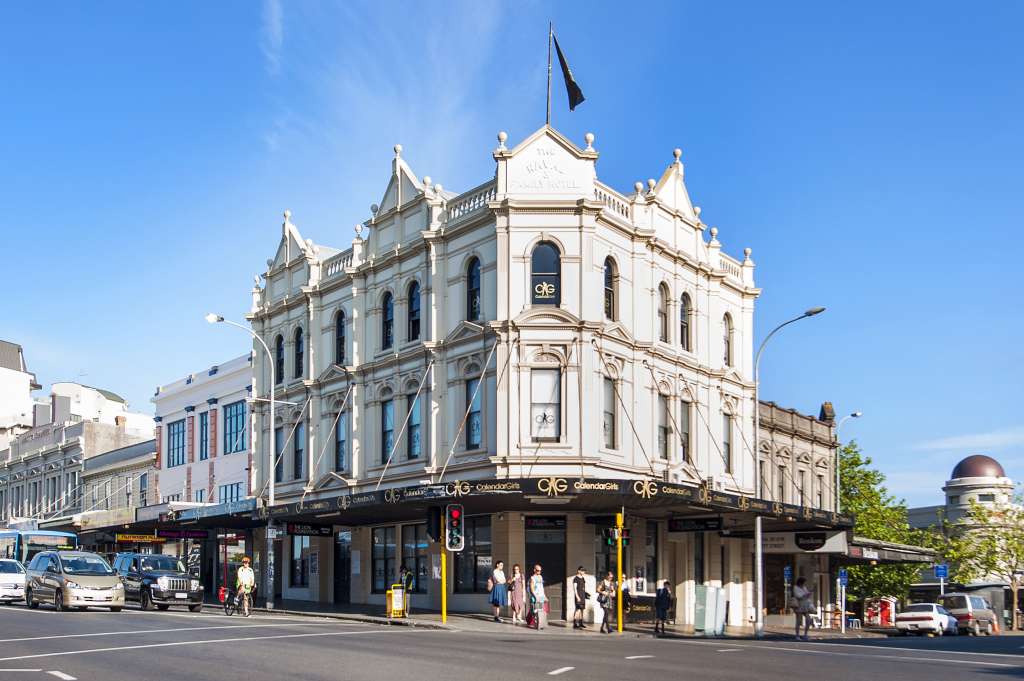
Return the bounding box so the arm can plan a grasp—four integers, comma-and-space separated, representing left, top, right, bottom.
939, 592, 998, 635
0, 559, 26, 604
25, 550, 124, 612
112, 552, 203, 612
895, 603, 958, 636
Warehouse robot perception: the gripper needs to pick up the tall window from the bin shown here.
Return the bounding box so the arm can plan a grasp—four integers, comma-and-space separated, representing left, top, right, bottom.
453, 516, 492, 592
291, 535, 310, 587
335, 310, 346, 364
722, 413, 732, 473
816, 474, 824, 509
406, 394, 421, 459
372, 526, 396, 593
335, 412, 348, 473
199, 411, 209, 460
293, 422, 305, 480
167, 419, 186, 467
658, 395, 671, 459
222, 400, 246, 454
274, 335, 284, 384
658, 284, 670, 342
602, 377, 616, 449
530, 242, 561, 305
218, 482, 243, 503
194, 489, 205, 503
407, 282, 421, 341
274, 427, 284, 483
759, 460, 768, 498
722, 314, 733, 367
603, 257, 617, 320
466, 258, 481, 321
381, 399, 394, 462
139, 473, 147, 507
644, 520, 659, 590
466, 379, 482, 449
694, 532, 705, 584
381, 293, 394, 349
680, 293, 692, 351
799, 470, 808, 506
777, 465, 786, 503
680, 400, 691, 463
530, 368, 561, 441
401, 524, 428, 593
294, 327, 304, 378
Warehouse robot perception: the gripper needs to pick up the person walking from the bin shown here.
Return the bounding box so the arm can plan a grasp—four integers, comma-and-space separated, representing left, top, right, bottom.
509, 564, 526, 625
489, 560, 508, 623
598, 570, 617, 634
572, 566, 588, 630
792, 576, 814, 640
529, 563, 547, 629
654, 579, 672, 636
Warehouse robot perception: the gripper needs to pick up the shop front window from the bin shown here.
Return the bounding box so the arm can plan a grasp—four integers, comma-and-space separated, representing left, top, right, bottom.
453, 516, 491, 593
401, 524, 428, 593
372, 526, 396, 593
290, 535, 310, 587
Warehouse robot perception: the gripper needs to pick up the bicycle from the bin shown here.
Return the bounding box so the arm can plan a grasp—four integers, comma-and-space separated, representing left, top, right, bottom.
222, 587, 252, 617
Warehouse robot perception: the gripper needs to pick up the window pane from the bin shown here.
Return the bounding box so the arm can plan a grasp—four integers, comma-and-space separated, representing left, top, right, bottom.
294, 422, 305, 480
382, 400, 394, 462
407, 395, 421, 459
603, 378, 616, 449
466, 379, 481, 449
335, 413, 348, 472
531, 369, 560, 439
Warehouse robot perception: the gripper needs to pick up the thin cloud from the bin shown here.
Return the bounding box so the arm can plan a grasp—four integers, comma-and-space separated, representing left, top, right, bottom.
914, 425, 1024, 452
261, 0, 284, 76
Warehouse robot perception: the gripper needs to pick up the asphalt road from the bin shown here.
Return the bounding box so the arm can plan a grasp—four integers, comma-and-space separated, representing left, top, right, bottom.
0, 603, 1022, 681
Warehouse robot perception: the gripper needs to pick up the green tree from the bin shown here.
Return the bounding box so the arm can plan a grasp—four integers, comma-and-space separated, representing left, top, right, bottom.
839, 441, 930, 601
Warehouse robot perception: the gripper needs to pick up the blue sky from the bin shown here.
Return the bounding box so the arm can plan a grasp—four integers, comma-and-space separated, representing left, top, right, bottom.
2, 1, 1021, 505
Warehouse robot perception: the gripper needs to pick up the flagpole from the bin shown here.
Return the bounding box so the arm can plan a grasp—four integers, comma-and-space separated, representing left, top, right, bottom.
546, 22, 553, 126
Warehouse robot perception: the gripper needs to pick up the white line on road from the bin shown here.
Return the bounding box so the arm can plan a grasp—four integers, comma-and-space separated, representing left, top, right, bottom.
716, 649, 743, 653
0, 670, 42, 673
625, 655, 654, 659
716, 642, 1016, 668
0, 628, 434, 663
47, 672, 76, 681
0, 621, 346, 644
548, 667, 575, 676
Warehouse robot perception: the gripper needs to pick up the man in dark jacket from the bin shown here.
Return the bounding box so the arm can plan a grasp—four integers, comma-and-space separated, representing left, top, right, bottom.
654, 579, 673, 636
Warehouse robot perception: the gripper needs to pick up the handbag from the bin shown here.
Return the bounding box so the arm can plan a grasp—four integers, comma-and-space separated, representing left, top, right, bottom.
543, 601, 550, 614
487, 576, 494, 592
597, 593, 608, 605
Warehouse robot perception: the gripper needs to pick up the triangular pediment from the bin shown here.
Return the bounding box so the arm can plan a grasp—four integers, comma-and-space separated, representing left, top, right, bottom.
377, 155, 423, 215
498, 126, 597, 199
653, 155, 697, 221
269, 219, 310, 270
444, 320, 487, 345
600, 321, 636, 344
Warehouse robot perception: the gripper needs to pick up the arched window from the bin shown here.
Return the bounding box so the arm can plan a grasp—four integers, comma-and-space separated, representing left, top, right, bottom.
657, 284, 670, 342
335, 310, 346, 365
274, 335, 284, 384
466, 258, 481, 321
603, 257, 617, 320
680, 293, 692, 352
407, 281, 421, 341
382, 292, 394, 349
293, 327, 304, 379
723, 313, 733, 367
531, 241, 561, 305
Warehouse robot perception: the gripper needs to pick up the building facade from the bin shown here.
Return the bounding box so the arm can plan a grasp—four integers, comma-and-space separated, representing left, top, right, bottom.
0, 384, 153, 527
77, 438, 157, 553
224, 126, 847, 625
0, 340, 41, 452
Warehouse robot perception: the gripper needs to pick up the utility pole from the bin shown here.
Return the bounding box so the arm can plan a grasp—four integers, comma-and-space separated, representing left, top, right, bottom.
616, 511, 624, 634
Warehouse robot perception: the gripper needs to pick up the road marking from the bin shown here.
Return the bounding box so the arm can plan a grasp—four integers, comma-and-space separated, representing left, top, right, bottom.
0, 670, 42, 673
548, 667, 574, 676
785, 639, 1024, 659
0, 628, 433, 662
0, 621, 347, 643
716, 648, 742, 652
625, 655, 653, 660
47, 672, 76, 681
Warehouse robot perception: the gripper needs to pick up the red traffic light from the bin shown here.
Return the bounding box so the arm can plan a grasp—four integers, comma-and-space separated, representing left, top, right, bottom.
451, 508, 461, 519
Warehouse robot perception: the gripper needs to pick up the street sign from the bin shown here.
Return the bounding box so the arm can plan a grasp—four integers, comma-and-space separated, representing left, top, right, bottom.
935, 564, 949, 579
783, 565, 793, 582
839, 568, 848, 587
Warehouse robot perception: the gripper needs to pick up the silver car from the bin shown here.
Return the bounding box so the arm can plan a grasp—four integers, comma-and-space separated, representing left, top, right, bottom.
25, 550, 124, 612
0, 559, 26, 603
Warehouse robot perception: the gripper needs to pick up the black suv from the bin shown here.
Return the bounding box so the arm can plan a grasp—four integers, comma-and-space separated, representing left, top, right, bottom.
112, 553, 203, 612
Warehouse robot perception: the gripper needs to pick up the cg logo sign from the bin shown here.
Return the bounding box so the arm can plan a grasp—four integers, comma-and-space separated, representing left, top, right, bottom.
738, 496, 750, 511
533, 281, 556, 299
384, 489, 401, 504
698, 484, 711, 505
445, 480, 471, 497
537, 477, 568, 497
633, 480, 658, 499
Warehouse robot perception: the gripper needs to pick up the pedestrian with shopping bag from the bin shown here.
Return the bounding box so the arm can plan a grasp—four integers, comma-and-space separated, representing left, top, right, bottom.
791, 576, 815, 640
598, 571, 617, 634
528, 563, 547, 629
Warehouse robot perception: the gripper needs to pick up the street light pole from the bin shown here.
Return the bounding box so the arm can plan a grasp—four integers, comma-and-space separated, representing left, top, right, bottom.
206, 313, 276, 610
752, 306, 825, 638
833, 412, 862, 514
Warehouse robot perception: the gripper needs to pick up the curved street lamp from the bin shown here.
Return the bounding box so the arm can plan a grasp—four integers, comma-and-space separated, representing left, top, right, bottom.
834, 411, 863, 514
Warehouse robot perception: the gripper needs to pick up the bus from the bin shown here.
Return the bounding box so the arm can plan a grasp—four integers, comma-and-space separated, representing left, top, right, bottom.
0, 529, 79, 564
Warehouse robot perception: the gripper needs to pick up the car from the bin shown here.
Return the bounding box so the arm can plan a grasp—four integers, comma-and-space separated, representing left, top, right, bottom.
0, 559, 26, 603
939, 592, 999, 636
895, 603, 958, 636
112, 552, 203, 612
24, 550, 124, 612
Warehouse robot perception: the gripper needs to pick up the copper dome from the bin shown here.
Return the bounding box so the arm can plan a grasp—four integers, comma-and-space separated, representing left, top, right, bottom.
950, 454, 1006, 480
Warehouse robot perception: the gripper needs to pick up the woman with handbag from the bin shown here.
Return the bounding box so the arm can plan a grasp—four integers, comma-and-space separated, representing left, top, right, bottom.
598, 571, 617, 634
488, 560, 507, 623
529, 563, 547, 629
509, 564, 526, 625
791, 576, 814, 640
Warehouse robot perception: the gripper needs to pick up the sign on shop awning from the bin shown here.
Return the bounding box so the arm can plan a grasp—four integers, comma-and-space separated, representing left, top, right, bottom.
761, 530, 848, 554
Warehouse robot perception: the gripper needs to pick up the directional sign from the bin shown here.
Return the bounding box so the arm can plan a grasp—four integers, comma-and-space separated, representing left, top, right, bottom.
783, 565, 793, 582
935, 564, 949, 579
838, 568, 848, 587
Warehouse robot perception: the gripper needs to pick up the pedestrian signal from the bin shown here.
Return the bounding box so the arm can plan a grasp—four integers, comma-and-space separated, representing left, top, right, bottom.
445, 504, 465, 551
620, 528, 631, 546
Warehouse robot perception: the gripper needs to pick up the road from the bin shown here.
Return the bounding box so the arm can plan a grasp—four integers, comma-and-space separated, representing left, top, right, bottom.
0, 603, 1021, 681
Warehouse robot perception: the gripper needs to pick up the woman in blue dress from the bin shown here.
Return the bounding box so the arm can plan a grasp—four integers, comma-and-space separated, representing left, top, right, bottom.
489, 560, 508, 622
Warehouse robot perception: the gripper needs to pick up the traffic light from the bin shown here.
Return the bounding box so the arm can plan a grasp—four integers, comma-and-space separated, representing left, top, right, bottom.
445, 504, 465, 551
602, 528, 615, 546
620, 528, 631, 547
427, 507, 442, 542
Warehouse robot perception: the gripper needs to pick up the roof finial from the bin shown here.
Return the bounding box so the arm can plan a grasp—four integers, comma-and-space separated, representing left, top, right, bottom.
422, 175, 432, 193
647, 178, 657, 195
634, 181, 644, 197
584, 132, 595, 152
709, 226, 719, 244
354, 224, 363, 238
496, 131, 508, 151
370, 203, 379, 215
673, 148, 682, 163
743, 247, 752, 264
393, 144, 402, 159
283, 209, 292, 225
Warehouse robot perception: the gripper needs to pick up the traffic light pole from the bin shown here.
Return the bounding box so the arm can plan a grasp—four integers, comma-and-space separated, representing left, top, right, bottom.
441, 547, 447, 624
616, 511, 624, 634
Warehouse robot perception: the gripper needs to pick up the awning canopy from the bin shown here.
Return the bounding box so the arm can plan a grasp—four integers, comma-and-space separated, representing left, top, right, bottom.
845, 536, 936, 564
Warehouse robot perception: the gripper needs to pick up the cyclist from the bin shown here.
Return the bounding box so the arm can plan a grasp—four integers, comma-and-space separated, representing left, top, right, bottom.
235, 555, 255, 617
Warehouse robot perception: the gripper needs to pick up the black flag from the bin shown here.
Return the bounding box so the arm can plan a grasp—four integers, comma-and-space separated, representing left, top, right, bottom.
552, 33, 585, 111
